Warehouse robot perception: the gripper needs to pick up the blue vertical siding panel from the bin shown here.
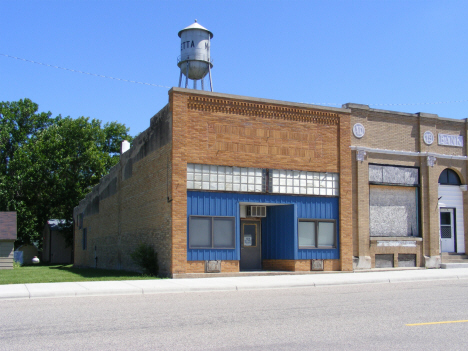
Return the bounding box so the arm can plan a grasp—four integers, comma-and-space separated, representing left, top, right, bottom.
261, 216, 267, 260
187, 191, 340, 261
197, 195, 202, 216
293, 205, 298, 260
284, 205, 295, 259
187, 198, 192, 262
265, 207, 276, 259
296, 196, 339, 260
263, 207, 271, 259
262, 205, 295, 260
222, 197, 228, 216
187, 191, 240, 261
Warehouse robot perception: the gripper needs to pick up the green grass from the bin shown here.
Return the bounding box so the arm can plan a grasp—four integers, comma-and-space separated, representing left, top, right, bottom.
0, 263, 159, 285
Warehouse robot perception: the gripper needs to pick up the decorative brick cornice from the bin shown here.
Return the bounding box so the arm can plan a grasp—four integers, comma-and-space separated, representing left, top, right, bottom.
188, 96, 340, 125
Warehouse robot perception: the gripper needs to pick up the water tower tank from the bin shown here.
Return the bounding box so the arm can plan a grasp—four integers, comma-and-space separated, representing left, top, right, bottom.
177, 20, 213, 91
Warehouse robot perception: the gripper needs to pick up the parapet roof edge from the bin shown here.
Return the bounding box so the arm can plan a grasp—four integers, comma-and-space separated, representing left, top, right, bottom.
433, 115, 467, 123
343, 102, 467, 123
343, 103, 416, 117
170, 87, 351, 114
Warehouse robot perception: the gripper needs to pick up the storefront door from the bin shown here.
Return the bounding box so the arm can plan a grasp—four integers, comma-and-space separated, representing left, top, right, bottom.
440, 208, 456, 252
240, 220, 261, 271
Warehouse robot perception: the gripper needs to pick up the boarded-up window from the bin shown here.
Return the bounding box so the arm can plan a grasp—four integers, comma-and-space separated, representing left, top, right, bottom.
398, 254, 416, 267
82, 228, 87, 250
369, 165, 418, 185
369, 185, 419, 237
375, 254, 394, 268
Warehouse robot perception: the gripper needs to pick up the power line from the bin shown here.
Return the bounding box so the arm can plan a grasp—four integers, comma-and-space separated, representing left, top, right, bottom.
303, 99, 468, 108
370, 100, 468, 107
2, 53, 467, 107
0, 53, 171, 89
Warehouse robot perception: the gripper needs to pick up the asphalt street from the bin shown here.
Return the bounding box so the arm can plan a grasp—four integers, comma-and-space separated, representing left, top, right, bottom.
1, 279, 468, 350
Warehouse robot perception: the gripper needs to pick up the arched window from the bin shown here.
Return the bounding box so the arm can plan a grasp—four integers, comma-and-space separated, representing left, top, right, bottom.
438, 169, 461, 185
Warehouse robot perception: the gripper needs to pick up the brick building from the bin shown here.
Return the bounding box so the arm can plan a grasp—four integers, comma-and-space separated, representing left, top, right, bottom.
347, 103, 468, 269
74, 89, 468, 276
73, 88, 353, 276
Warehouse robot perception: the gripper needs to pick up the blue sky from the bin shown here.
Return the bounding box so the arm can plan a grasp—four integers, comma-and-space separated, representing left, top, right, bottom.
2, 0, 468, 136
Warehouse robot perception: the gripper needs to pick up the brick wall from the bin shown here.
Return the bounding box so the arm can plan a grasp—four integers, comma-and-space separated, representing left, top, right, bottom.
74, 89, 353, 276
262, 259, 340, 271
171, 88, 352, 273
186, 260, 240, 273
348, 103, 468, 267
74, 105, 173, 275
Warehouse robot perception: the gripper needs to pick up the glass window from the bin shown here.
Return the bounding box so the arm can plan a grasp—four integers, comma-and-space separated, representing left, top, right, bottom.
187, 164, 339, 195
318, 222, 335, 247
187, 164, 264, 193
298, 221, 315, 247
270, 169, 339, 196
189, 216, 235, 249
243, 223, 257, 247
298, 220, 336, 249
189, 217, 212, 248
440, 212, 451, 225
439, 169, 461, 185
82, 228, 87, 250
213, 217, 235, 248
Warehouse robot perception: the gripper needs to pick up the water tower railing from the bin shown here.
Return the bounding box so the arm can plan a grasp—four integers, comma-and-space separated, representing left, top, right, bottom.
177, 55, 213, 65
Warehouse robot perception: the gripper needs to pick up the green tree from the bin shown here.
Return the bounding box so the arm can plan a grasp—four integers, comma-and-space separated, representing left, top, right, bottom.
0, 99, 53, 242
1, 99, 133, 247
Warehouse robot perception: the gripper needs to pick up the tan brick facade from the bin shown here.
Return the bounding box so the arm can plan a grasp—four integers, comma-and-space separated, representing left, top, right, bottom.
74, 88, 353, 276
262, 259, 340, 272
171, 89, 352, 274
186, 260, 240, 273
74, 91, 468, 275
347, 103, 468, 269
74, 106, 173, 275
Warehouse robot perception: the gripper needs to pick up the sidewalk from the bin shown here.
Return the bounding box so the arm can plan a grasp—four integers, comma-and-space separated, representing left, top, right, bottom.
2, 268, 468, 300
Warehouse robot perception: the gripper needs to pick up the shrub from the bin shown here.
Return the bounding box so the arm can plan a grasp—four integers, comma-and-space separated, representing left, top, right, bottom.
130, 243, 159, 276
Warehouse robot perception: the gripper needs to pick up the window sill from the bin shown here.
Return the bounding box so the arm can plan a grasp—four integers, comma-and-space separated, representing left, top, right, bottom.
370, 237, 422, 241
190, 247, 236, 250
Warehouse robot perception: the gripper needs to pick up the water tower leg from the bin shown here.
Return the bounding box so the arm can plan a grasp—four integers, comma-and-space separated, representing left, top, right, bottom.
201, 78, 205, 91
208, 65, 213, 92
194, 79, 197, 90
178, 70, 183, 88
185, 62, 189, 88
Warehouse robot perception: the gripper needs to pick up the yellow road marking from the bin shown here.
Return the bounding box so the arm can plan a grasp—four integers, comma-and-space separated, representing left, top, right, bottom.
407, 320, 468, 326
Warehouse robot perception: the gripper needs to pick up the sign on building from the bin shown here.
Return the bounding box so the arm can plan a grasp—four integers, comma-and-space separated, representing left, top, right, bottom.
438, 134, 463, 147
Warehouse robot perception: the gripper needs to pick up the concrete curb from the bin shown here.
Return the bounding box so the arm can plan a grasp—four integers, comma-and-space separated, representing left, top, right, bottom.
2, 268, 468, 300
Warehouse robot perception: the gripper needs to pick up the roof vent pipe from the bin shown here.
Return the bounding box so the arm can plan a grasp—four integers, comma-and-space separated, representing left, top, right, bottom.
120, 140, 130, 155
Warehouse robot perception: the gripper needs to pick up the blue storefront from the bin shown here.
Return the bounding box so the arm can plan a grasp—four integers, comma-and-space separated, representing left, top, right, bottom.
187, 191, 339, 270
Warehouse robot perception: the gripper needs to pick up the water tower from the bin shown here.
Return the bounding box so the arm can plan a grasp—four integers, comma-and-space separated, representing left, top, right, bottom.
177, 20, 213, 91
